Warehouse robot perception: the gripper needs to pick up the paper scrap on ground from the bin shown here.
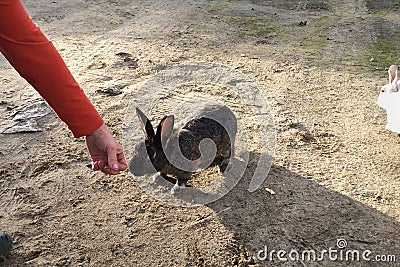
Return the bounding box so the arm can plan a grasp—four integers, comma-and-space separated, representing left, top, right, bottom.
0, 101, 52, 134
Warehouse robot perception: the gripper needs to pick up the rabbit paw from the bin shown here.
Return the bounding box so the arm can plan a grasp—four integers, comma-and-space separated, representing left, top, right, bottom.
171, 183, 185, 195
152, 173, 161, 182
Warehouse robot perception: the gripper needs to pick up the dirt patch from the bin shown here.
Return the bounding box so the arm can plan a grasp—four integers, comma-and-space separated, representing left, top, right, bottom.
1, 0, 400, 266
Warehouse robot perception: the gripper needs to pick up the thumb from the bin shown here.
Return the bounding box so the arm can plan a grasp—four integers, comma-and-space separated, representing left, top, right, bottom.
107, 145, 119, 170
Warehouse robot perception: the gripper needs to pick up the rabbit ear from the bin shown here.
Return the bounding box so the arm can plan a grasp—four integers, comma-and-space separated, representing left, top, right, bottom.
136, 107, 155, 141
155, 115, 174, 145
389, 65, 398, 91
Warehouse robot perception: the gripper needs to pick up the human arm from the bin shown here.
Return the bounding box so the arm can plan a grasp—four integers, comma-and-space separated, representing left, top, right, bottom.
0, 0, 127, 174
0, 0, 103, 137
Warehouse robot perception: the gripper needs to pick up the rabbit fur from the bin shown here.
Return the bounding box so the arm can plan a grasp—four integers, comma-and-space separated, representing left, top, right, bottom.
130, 104, 237, 186
378, 65, 400, 133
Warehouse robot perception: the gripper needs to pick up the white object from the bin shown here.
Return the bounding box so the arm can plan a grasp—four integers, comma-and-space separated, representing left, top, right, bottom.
378, 65, 400, 133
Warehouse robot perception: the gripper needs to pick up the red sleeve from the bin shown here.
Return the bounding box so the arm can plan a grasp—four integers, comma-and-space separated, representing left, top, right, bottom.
0, 0, 104, 137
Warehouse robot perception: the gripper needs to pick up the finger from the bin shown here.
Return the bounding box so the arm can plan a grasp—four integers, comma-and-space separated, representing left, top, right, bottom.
92, 161, 100, 171
117, 151, 128, 171
96, 161, 120, 175
118, 163, 128, 171
107, 145, 120, 171
103, 165, 120, 175
98, 161, 107, 172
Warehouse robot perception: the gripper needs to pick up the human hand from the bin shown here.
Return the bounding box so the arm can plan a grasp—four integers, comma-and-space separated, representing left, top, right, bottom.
85, 124, 127, 175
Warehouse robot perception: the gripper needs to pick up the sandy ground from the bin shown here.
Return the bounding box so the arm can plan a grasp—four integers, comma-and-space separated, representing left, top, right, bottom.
1, 0, 400, 266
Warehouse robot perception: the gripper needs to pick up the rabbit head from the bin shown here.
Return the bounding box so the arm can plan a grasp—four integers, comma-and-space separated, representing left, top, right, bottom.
378, 65, 400, 110
381, 65, 399, 94
129, 108, 174, 176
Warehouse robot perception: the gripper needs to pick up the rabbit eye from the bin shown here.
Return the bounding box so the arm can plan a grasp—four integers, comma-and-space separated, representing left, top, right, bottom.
146, 146, 156, 159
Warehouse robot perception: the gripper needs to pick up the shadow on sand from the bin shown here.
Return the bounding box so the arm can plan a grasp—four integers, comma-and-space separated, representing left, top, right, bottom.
207, 152, 399, 267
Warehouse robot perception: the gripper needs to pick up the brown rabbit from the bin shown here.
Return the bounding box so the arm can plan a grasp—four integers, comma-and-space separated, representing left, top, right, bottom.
130, 104, 237, 188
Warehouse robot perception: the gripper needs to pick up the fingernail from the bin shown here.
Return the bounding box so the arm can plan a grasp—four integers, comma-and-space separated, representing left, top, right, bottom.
112, 164, 119, 170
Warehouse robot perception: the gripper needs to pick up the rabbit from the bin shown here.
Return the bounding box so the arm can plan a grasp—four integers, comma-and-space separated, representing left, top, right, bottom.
130, 104, 237, 189
378, 65, 400, 133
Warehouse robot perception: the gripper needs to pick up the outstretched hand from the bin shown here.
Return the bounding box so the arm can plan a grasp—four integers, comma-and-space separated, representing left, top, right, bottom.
85, 124, 127, 175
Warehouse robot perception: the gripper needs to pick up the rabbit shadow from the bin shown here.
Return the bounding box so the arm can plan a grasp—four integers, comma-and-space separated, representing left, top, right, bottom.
207, 152, 400, 266
128, 154, 250, 207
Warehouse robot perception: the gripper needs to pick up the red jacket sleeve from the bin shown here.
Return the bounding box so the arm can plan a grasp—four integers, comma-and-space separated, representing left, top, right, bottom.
0, 0, 104, 137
